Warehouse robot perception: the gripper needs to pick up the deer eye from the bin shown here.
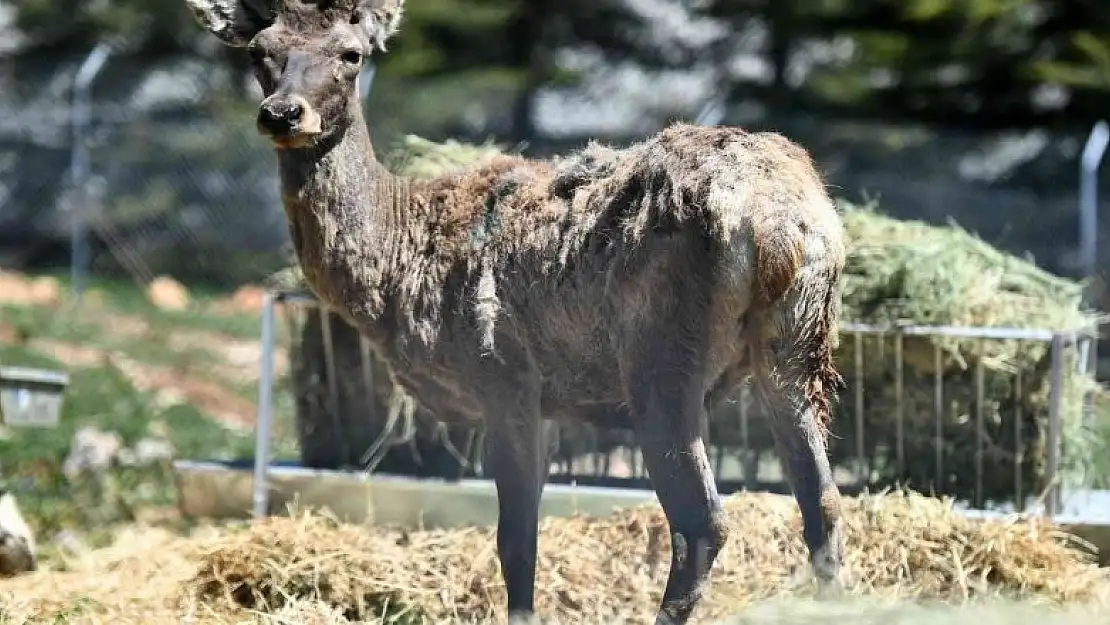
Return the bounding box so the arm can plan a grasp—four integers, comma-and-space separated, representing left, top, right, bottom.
340, 50, 362, 65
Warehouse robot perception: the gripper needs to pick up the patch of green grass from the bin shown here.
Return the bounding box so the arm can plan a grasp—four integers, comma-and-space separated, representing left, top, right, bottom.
0, 344, 61, 369
0, 344, 254, 544
1087, 390, 1110, 488
1, 304, 103, 345
142, 303, 262, 341
2, 302, 239, 401
32, 270, 263, 340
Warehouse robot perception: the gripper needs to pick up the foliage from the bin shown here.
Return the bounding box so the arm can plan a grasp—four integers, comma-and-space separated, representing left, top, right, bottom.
4, 0, 1110, 135
8, 0, 200, 57
696, 0, 1110, 128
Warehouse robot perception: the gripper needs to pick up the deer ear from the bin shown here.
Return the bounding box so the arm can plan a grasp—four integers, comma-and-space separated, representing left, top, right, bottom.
352, 0, 404, 53
183, 0, 276, 47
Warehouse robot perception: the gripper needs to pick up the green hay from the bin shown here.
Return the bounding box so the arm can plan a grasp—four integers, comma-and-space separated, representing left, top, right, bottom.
820, 200, 1103, 502
384, 134, 507, 180
275, 135, 1104, 505
838, 200, 1098, 373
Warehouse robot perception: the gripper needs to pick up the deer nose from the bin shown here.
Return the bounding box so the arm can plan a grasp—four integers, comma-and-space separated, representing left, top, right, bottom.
257, 99, 305, 134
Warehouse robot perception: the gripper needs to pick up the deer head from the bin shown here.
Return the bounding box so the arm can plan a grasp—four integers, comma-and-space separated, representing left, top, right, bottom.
183, 0, 404, 148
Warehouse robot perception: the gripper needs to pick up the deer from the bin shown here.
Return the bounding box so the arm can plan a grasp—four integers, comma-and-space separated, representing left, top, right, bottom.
181, 0, 847, 622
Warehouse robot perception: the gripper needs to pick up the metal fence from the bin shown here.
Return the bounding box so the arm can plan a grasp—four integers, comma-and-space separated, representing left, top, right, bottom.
0, 54, 294, 290
249, 290, 1103, 521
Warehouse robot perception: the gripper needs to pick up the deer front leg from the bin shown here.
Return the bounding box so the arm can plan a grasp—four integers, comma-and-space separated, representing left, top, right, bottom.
485, 404, 549, 623
627, 357, 729, 624
752, 337, 844, 587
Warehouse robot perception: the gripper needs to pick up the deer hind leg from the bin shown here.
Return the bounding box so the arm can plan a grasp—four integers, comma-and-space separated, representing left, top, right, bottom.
625, 337, 728, 624
484, 396, 550, 623
751, 272, 844, 587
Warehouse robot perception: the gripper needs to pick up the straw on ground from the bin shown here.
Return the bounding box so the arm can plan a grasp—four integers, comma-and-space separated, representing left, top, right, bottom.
2, 490, 1106, 624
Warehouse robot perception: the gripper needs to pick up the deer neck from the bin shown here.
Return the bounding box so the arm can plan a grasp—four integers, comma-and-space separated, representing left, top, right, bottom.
274, 104, 410, 329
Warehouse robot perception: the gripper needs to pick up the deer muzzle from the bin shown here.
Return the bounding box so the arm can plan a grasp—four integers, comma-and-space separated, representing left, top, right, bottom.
257, 95, 322, 148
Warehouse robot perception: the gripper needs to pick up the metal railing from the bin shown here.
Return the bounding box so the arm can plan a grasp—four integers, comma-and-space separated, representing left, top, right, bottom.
835, 323, 1091, 517
249, 289, 1102, 520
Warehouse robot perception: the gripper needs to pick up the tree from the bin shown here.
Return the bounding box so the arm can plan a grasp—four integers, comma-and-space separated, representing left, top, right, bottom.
696, 0, 1110, 130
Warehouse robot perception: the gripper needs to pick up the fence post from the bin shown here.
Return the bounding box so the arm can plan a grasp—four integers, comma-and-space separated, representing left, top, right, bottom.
1045, 332, 1065, 518
251, 292, 277, 519
1080, 121, 1107, 291
68, 41, 113, 300
1080, 121, 1106, 397
893, 329, 905, 478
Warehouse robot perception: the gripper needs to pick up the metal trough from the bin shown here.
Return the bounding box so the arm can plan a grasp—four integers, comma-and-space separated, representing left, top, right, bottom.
173, 460, 1110, 566
174, 460, 658, 528
0, 366, 70, 428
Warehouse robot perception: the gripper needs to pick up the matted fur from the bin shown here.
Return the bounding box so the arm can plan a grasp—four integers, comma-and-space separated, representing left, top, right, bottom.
340, 124, 847, 433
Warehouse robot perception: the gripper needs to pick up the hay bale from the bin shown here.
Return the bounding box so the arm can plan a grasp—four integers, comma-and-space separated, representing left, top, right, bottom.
262, 599, 353, 624
823, 202, 1101, 501
280, 136, 1103, 503
383, 134, 506, 180
189, 491, 1108, 623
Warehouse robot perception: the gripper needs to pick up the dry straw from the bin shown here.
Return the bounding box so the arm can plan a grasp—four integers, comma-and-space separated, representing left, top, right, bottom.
186, 491, 1107, 624
2, 491, 1106, 623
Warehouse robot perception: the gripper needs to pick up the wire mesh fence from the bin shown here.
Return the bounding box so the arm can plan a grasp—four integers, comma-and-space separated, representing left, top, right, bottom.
0, 55, 295, 290
252, 290, 1103, 520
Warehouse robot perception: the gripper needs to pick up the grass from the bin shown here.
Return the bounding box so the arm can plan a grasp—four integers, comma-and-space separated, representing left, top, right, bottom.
0, 271, 287, 558
0, 342, 255, 548
42, 269, 265, 340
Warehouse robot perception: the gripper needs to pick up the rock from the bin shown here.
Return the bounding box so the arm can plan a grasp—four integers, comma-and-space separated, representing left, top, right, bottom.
0, 491, 36, 577
0, 270, 61, 307
230, 285, 267, 313
126, 437, 175, 466
146, 276, 189, 311
62, 426, 124, 480
65, 423, 174, 472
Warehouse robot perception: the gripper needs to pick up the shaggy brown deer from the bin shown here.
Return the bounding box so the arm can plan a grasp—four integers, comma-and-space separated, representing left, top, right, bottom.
182, 0, 847, 621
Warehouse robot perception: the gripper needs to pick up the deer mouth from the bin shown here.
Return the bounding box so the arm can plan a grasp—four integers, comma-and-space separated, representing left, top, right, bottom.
267, 133, 321, 149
